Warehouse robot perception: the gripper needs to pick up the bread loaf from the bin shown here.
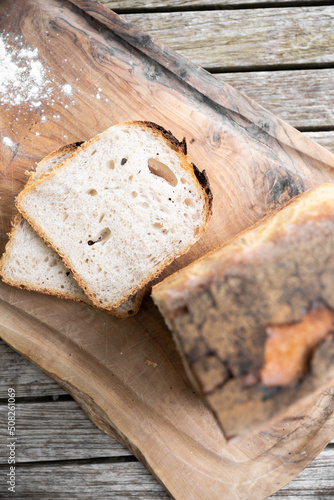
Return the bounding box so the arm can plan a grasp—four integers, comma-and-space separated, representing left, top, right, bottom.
0, 144, 145, 317
16, 121, 212, 311
152, 184, 334, 437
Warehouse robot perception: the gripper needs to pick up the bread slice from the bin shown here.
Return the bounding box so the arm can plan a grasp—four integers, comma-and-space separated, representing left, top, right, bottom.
152, 184, 334, 437
0, 143, 145, 318
16, 121, 212, 311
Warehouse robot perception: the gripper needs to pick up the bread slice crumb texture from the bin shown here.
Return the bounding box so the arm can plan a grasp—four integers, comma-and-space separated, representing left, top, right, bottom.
17, 121, 211, 310
1, 213, 88, 300
0, 142, 145, 317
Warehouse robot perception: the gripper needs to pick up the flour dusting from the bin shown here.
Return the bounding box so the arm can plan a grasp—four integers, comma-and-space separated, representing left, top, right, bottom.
0, 32, 53, 108
62, 84, 72, 95
2, 137, 15, 149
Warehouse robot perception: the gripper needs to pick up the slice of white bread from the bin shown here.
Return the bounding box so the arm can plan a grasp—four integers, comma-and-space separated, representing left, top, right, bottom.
152, 184, 334, 437
0, 143, 145, 318
16, 121, 212, 311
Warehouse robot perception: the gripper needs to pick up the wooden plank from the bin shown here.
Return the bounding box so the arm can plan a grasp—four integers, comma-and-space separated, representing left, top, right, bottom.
0, 461, 170, 499
305, 131, 334, 153
0, 398, 332, 463
216, 69, 334, 129
101, 0, 330, 11
0, 340, 66, 398
122, 7, 334, 70
1, 446, 333, 500
0, 399, 131, 463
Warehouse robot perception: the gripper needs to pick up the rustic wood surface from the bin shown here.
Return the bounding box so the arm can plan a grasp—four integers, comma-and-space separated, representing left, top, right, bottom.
122, 7, 334, 70
1, 0, 334, 498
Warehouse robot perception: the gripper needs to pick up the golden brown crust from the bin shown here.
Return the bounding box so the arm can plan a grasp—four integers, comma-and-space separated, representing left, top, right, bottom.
152, 183, 334, 437
0, 213, 22, 278
16, 121, 213, 311
1, 265, 144, 318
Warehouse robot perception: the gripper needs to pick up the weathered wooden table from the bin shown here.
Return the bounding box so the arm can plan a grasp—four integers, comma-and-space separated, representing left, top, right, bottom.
1, 0, 334, 498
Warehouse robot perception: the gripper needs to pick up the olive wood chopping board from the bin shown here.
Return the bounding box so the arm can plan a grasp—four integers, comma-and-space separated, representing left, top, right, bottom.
1, 0, 334, 498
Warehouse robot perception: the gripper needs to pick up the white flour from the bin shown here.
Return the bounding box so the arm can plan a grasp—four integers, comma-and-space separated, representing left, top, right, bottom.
1, 30, 107, 149
62, 84, 72, 95
0, 32, 54, 108
2, 136, 15, 149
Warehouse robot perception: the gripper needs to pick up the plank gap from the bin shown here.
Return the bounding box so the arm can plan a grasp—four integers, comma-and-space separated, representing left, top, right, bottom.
0, 455, 138, 469
297, 125, 334, 133
207, 61, 334, 74
0, 394, 73, 405
106, 0, 334, 15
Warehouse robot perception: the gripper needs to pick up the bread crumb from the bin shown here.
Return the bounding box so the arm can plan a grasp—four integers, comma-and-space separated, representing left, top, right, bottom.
145, 359, 158, 368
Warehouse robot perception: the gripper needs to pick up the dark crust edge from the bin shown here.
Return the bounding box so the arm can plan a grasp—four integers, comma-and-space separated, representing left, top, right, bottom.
192, 164, 213, 213
55, 141, 84, 153
140, 121, 187, 155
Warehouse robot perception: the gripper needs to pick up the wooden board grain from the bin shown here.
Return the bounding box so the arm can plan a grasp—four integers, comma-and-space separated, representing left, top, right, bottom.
1, 0, 334, 498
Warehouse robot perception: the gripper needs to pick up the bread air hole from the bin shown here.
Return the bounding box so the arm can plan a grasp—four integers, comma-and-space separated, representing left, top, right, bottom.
108, 160, 115, 170
88, 227, 111, 246
185, 198, 193, 206
148, 158, 178, 187
152, 222, 163, 230
181, 177, 186, 184
132, 191, 138, 198
99, 213, 105, 223
87, 189, 98, 196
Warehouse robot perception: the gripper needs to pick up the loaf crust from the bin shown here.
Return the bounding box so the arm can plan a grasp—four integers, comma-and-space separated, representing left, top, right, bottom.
152, 184, 334, 437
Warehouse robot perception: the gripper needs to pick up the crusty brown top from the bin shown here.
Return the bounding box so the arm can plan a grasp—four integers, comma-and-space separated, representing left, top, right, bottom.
152, 183, 334, 436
